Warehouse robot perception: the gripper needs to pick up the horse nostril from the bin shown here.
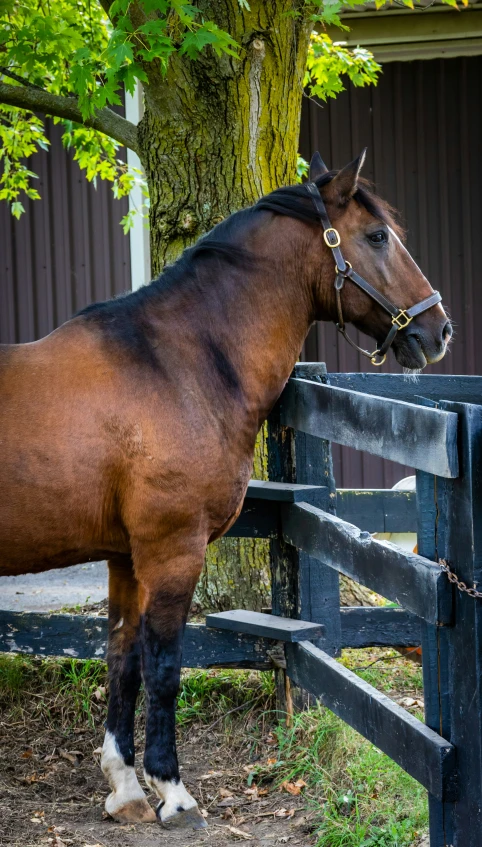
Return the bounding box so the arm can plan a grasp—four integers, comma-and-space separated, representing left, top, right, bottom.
443, 321, 453, 342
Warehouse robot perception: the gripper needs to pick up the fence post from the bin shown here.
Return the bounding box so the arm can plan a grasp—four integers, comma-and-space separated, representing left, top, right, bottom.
416, 469, 454, 847
419, 402, 482, 846
267, 363, 341, 714
292, 364, 340, 656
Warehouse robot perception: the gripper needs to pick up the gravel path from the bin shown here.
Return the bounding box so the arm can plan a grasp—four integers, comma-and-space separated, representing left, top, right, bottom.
0, 562, 108, 612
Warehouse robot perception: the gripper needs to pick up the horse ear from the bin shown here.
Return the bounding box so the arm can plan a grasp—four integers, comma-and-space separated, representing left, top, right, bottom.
329, 148, 367, 204
309, 151, 329, 181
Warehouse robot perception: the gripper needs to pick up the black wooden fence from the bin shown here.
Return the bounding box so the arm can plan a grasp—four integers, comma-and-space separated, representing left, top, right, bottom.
2, 364, 482, 846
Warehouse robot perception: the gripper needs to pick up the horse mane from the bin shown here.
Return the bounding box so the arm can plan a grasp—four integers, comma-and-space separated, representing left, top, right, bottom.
256, 171, 404, 239
77, 171, 402, 324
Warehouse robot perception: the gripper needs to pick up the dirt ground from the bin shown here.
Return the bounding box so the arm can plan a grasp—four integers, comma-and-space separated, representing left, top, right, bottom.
0, 705, 316, 847
0, 603, 428, 846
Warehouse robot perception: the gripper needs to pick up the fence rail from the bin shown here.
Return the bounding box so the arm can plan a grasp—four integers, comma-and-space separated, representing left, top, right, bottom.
0, 604, 422, 660
336, 488, 417, 533
282, 502, 452, 625
280, 377, 459, 477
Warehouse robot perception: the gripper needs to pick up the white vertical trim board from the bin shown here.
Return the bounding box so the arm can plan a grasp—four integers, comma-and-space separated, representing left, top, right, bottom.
125, 86, 151, 291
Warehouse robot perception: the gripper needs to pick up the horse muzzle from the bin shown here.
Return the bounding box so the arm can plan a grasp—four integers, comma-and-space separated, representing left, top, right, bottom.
393, 318, 453, 368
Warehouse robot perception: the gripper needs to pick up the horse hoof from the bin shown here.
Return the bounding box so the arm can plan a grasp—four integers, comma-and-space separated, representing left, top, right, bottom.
157, 803, 208, 830
108, 798, 157, 823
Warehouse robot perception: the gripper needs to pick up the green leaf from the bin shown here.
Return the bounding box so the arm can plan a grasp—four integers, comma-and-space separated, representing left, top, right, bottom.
305, 33, 381, 102
180, 23, 238, 59
138, 18, 168, 37
11, 200, 25, 218
142, 0, 170, 12
120, 208, 136, 233
70, 63, 95, 97
109, 0, 131, 17
106, 40, 134, 70
296, 154, 308, 183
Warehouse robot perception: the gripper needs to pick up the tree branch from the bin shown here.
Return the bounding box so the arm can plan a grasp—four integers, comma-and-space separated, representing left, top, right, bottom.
0, 81, 139, 154
0, 67, 44, 90
97, 0, 113, 21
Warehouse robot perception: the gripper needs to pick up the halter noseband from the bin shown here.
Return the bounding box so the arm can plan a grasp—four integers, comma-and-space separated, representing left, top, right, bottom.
306, 181, 442, 366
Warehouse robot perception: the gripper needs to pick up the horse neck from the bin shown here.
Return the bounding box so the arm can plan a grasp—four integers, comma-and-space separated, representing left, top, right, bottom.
181, 214, 320, 426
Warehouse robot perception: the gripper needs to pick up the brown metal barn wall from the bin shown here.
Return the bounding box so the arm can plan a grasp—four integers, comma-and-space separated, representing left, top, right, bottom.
0, 119, 131, 345
300, 55, 482, 488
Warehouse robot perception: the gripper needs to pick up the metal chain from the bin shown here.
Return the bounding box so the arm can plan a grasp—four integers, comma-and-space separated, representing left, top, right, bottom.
438, 559, 482, 599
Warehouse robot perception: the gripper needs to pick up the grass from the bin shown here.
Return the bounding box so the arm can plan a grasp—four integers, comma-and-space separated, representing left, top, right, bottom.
0, 648, 427, 846
341, 647, 423, 693
177, 667, 275, 729
253, 707, 428, 847
0, 655, 274, 731
0, 653, 108, 727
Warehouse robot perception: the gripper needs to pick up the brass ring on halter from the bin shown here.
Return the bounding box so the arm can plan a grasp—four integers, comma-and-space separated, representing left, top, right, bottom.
335, 260, 352, 276
370, 352, 387, 367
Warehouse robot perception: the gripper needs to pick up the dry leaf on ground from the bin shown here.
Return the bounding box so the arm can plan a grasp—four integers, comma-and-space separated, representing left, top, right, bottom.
274, 808, 296, 819
281, 779, 307, 796
218, 797, 236, 807
199, 770, 224, 780
220, 787, 235, 798
227, 825, 253, 839
59, 750, 79, 766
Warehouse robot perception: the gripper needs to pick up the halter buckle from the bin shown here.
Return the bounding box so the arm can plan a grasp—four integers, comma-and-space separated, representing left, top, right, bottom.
391, 310, 413, 330
323, 228, 341, 249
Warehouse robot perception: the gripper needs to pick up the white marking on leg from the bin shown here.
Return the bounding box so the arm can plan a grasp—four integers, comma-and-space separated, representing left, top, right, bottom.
113, 617, 124, 631
101, 730, 147, 816
143, 772, 198, 820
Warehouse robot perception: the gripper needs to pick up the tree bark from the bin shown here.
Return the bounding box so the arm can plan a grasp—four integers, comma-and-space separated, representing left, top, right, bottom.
339, 576, 383, 608
137, 1, 312, 268
136, 1, 312, 611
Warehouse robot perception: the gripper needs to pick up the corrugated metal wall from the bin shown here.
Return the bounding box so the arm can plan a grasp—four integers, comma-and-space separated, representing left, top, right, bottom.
299, 55, 482, 487
0, 119, 131, 345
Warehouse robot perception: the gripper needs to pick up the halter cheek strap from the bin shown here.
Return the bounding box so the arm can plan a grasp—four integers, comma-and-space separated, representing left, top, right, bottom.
306, 181, 442, 366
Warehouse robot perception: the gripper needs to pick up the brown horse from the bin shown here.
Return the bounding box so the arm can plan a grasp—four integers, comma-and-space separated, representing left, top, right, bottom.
0, 152, 451, 829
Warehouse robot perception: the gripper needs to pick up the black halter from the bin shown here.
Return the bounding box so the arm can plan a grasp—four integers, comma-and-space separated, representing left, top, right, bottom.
306, 181, 442, 366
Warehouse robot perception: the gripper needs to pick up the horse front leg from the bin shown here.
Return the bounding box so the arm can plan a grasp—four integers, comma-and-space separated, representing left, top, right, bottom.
101, 557, 156, 823
135, 544, 207, 830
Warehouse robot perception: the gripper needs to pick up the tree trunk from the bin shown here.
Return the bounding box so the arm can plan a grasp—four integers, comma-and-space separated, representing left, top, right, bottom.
340, 576, 384, 608
137, 1, 312, 612
138, 1, 312, 269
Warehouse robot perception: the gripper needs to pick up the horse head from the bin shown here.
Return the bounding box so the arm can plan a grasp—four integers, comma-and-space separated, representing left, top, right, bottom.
309, 151, 452, 369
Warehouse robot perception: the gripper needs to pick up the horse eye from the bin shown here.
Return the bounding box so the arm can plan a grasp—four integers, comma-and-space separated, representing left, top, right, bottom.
368, 230, 388, 246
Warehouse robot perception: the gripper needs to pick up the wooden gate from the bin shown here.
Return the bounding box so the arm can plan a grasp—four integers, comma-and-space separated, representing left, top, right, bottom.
2, 365, 482, 845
